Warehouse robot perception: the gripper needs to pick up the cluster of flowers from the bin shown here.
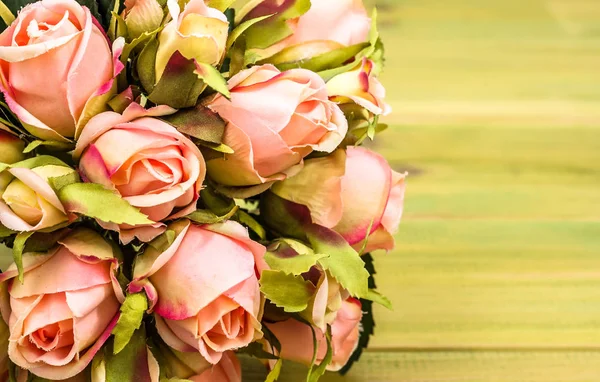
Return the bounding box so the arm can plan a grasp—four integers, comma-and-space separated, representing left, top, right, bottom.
0, 0, 405, 380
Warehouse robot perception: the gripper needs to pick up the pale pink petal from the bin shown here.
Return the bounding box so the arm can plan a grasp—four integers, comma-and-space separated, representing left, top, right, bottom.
10, 247, 112, 299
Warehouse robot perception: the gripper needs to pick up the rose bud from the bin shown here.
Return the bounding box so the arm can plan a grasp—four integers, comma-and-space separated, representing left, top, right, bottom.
247, 0, 371, 58
0, 229, 124, 380
122, 0, 164, 39
0, 0, 121, 141
130, 220, 267, 364
207, 65, 347, 189
154, 0, 228, 83
74, 103, 206, 244
190, 351, 241, 382
0, 129, 25, 191
266, 298, 362, 371
0, 159, 77, 232
266, 147, 406, 253
327, 58, 391, 116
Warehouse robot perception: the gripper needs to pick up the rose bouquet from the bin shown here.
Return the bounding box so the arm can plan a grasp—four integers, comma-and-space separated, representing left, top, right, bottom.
0, 0, 405, 380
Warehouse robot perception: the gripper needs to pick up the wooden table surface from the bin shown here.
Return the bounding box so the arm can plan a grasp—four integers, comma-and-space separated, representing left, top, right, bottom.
245, 0, 600, 376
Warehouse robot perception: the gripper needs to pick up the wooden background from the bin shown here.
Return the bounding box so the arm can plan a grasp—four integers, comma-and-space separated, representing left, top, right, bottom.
247, 0, 600, 380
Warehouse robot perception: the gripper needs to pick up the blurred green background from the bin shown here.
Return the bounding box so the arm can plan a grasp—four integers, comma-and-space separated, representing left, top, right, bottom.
248, 0, 600, 380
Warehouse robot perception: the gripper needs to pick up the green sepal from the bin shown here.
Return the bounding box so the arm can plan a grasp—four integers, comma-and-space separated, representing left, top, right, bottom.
161, 104, 225, 145
48, 171, 81, 193
265, 240, 327, 276
8, 155, 71, 171
305, 224, 369, 298
148, 229, 176, 253
103, 324, 152, 382
186, 205, 239, 225
108, 11, 128, 43
58, 183, 154, 225
307, 330, 332, 382
149, 52, 206, 108
23, 140, 74, 154
200, 187, 236, 216
194, 62, 231, 99
137, 36, 159, 93
0, 224, 14, 238
269, 42, 369, 72
121, 27, 163, 67
266, 358, 283, 382
112, 293, 148, 354
12, 231, 33, 284
226, 14, 271, 51
235, 210, 266, 240
260, 270, 316, 313
197, 141, 234, 154
0, 1, 15, 27
238, 342, 279, 360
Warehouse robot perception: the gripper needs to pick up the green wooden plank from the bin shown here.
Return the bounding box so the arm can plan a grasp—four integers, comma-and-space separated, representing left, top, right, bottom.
243, 351, 600, 381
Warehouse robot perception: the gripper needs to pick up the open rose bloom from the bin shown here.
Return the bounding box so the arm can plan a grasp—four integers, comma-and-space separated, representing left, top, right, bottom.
0, 230, 124, 380
0, 0, 400, 379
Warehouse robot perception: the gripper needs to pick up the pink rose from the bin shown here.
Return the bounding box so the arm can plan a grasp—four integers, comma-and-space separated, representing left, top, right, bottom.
190, 351, 241, 382
327, 58, 391, 116
248, 0, 370, 57
130, 220, 267, 364
269, 147, 406, 252
267, 298, 362, 371
0, 0, 121, 141
0, 229, 124, 380
0, 161, 77, 232
74, 103, 206, 244
207, 65, 347, 188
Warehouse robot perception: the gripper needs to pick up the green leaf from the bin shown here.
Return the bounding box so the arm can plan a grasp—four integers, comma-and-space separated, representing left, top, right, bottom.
235, 210, 266, 240
12, 232, 33, 283
149, 52, 206, 108
186, 205, 239, 225
305, 224, 369, 298
194, 62, 231, 99
260, 270, 316, 313
23, 140, 74, 154
112, 293, 148, 354
161, 104, 225, 144
365, 289, 393, 310
265, 240, 327, 276
266, 358, 283, 382
58, 183, 154, 225
307, 330, 332, 382
200, 187, 236, 216
207, 0, 235, 12
339, 254, 376, 375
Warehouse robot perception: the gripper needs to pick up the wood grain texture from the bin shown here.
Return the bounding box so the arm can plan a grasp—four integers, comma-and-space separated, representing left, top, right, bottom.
244, 351, 600, 381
